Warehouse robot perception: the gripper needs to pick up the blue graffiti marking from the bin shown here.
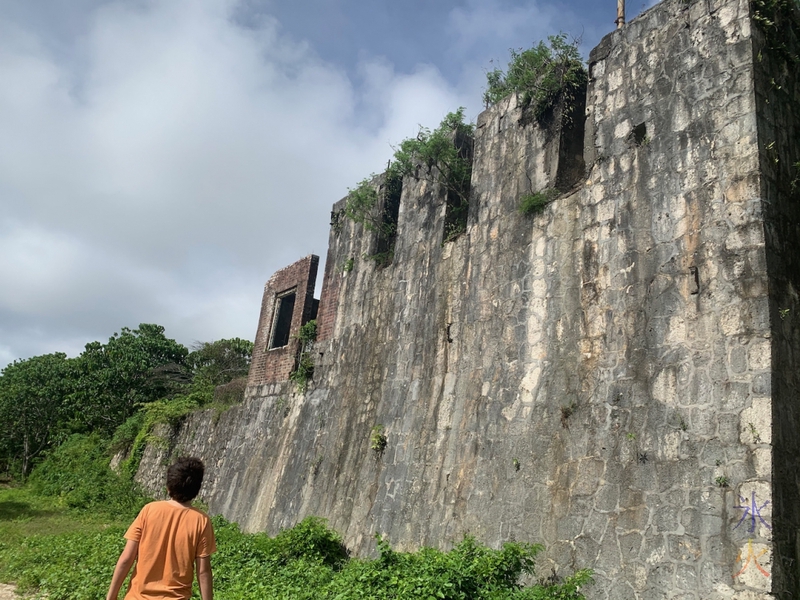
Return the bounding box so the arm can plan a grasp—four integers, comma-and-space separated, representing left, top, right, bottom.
734, 491, 771, 533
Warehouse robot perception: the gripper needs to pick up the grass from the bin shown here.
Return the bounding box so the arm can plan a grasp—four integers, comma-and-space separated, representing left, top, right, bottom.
0, 484, 592, 600
0, 485, 128, 542
0, 485, 132, 597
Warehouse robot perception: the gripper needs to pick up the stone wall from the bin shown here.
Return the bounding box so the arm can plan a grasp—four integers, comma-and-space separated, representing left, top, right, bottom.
135, 0, 800, 598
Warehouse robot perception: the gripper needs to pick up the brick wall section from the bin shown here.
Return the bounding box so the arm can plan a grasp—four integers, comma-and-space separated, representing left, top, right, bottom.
247, 255, 319, 386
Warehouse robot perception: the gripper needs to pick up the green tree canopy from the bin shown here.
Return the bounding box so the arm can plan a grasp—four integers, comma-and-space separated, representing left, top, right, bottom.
68, 324, 189, 435
0, 352, 76, 476
186, 337, 254, 388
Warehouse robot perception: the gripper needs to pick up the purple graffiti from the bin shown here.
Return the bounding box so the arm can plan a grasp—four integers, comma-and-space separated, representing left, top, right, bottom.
734, 491, 771, 533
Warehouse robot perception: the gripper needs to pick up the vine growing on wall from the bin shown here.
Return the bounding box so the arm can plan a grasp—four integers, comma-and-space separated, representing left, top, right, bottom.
483, 34, 587, 122
752, 0, 800, 64
345, 177, 397, 239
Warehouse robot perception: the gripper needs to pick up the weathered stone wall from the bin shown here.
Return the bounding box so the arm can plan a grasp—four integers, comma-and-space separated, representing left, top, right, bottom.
135, 0, 800, 598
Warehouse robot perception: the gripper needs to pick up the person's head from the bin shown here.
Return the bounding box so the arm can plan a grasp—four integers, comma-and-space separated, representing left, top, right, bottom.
166, 457, 205, 503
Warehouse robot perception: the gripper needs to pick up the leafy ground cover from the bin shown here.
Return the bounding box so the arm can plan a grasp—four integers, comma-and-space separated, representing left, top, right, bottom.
0, 485, 131, 598
0, 485, 591, 600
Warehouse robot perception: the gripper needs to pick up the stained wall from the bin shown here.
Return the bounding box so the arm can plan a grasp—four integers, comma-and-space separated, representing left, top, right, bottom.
135, 1, 800, 598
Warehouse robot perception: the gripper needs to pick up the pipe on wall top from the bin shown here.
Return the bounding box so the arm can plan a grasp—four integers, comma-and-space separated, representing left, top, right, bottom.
616, 0, 626, 28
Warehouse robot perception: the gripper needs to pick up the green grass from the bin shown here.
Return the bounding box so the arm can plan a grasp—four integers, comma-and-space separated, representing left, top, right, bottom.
0, 485, 132, 596
0, 485, 128, 541
0, 488, 592, 600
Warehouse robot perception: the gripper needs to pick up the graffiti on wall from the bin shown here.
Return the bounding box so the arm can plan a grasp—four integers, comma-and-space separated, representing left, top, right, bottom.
734, 491, 771, 534
733, 491, 771, 580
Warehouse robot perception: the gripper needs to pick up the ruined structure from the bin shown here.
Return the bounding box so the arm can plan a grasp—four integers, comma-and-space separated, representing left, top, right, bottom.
136, 0, 800, 597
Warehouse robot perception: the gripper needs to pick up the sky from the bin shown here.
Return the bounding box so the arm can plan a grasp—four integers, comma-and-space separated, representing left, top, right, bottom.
0, 0, 660, 365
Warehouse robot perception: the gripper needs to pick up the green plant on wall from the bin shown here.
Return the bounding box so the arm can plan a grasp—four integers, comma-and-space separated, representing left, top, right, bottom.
341, 257, 354, 273
520, 188, 560, 216
389, 109, 473, 195
344, 169, 403, 260
296, 320, 317, 348
751, 0, 800, 63
391, 109, 474, 243
344, 109, 475, 245
370, 424, 388, 455
289, 320, 317, 394
483, 34, 588, 122
289, 353, 314, 394
345, 179, 390, 237
363, 250, 394, 268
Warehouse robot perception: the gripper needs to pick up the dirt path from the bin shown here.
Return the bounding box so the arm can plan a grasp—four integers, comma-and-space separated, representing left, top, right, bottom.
0, 584, 17, 599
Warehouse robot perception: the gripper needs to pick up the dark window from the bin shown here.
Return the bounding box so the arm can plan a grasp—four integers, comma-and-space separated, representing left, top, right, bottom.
375, 172, 402, 259
269, 292, 296, 349
442, 132, 473, 244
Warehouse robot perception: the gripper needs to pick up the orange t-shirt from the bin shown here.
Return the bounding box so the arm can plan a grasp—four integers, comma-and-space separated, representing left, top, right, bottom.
124, 500, 217, 600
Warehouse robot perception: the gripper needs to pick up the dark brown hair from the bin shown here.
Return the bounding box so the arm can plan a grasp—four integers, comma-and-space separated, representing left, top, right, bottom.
166, 457, 204, 503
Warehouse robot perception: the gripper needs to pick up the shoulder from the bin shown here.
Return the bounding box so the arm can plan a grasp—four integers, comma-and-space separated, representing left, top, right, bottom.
188, 506, 212, 522
141, 500, 170, 514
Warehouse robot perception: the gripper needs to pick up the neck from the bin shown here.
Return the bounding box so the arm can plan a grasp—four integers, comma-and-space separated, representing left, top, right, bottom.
169, 498, 193, 508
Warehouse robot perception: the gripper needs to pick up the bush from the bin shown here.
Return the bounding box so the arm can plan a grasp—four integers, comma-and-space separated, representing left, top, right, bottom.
484, 34, 587, 121
27, 433, 149, 517
345, 109, 475, 245
0, 509, 592, 600
519, 189, 560, 216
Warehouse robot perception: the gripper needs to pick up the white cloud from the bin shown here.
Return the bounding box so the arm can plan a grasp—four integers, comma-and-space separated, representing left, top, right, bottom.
447, 0, 558, 57
0, 0, 469, 361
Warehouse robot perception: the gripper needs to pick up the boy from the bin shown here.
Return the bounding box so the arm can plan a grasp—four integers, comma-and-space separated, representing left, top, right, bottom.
107, 457, 216, 600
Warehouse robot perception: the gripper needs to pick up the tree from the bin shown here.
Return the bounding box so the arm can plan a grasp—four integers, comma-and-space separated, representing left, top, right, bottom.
0, 353, 76, 477
186, 338, 254, 388
68, 324, 189, 434
183, 337, 254, 405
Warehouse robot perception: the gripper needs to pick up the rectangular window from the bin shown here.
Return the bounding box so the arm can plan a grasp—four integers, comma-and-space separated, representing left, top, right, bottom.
269, 291, 296, 349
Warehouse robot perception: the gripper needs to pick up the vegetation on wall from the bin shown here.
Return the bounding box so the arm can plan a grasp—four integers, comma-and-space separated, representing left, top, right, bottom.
370, 424, 388, 455
345, 171, 402, 266
751, 0, 800, 64
344, 174, 400, 240
344, 109, 475, 246
342, 34, 588, 247
519, 188, 560, 216
483, 34, 587, 122
290, 320, 317, 393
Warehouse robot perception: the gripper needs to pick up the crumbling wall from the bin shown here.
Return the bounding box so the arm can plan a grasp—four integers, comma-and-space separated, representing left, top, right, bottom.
135, 0, 800, 598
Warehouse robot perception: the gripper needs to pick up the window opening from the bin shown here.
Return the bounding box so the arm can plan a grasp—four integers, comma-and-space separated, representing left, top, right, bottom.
269, 291, 296, 349
442, 132, 473, 244
375, 172, 402, 258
